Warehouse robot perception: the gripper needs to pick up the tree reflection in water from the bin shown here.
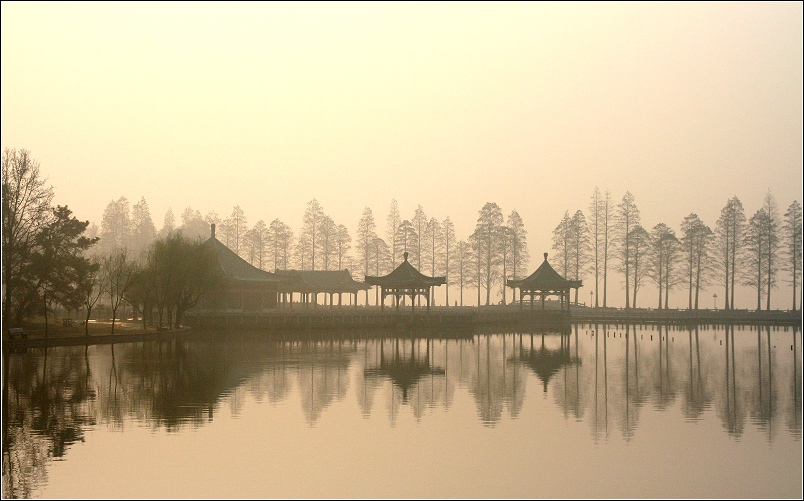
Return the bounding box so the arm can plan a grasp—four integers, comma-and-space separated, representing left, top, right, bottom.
2, 324, 801, 497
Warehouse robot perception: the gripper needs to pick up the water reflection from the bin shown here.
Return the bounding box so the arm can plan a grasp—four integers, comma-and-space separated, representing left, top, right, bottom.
2, 324, 801, 498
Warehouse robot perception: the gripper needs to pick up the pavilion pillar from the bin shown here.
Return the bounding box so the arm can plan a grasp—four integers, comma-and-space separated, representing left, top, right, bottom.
380, 287, 385, 311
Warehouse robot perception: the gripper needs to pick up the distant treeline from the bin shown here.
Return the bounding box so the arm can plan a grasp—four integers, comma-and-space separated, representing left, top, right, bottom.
3, 149, 802, 331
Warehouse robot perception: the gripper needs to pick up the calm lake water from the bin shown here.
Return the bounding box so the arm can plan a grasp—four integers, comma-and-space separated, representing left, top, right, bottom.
2, 323, 801, 498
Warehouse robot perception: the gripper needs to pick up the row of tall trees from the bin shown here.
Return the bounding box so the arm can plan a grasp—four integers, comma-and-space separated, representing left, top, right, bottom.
91, 180, 800, 312
554, 188, 802, 311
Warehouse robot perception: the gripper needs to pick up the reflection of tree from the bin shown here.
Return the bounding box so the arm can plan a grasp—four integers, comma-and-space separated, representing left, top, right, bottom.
470, 334, 527, 426
787, 327, 802, 439
681, 326, 712, 420
2, 347, 95, 498
296, 340, 353, 425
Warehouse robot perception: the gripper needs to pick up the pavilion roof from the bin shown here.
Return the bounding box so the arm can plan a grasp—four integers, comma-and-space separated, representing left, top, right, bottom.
364, 252, 446, 288
202, 228, 287, 284
274, 269, 370, 293
507, 253, 583, 291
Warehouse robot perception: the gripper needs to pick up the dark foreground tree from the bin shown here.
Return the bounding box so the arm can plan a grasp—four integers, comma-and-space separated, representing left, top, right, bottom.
2, 148, 54, 326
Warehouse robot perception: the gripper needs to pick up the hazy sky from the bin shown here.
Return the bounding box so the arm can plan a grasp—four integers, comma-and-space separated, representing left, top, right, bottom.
2, 2, 802, 307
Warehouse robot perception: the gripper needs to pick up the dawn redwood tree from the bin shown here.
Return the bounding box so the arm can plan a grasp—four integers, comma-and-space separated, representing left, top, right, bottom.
301, 199, 325, 270
229, 205, 248, 258
570, 210, 590, 305
716, 197, 746, 310
589, 188, 613, 307
507, 210, 529, 305
440, 217, 456, 307
627, 225, 650, 308
387, 199, 402, 267
335, 224, 352, 270
498, 224, 511, 304
455, 240, 473, 307
395, 219, 418, 265
552, 211, 572, 279
760, 191, 781, 310
356, 207, 377, 305
650, 223, 675, 309
743, 208, 771, 311
615, 192, 640, 309
318, 215, 337, 271
472, 202, 504, 305
268, 218, 293, 271
412, 205, 428, 271
782, 200, 802, 311
680, 213, 713, 309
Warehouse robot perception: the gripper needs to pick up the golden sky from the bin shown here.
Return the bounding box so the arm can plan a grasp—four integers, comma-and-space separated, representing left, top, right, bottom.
2, 2, 802, 306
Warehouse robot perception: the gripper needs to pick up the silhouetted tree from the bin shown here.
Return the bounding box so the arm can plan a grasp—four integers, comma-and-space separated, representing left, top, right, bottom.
552, 211, 572, 278
743, 208, 771, 310
472, 202, 504, 305
589, 187, 612, 307
244, 220, 269, 269
228, 205, 248, 257
782, 200, 802, 311
507, 210, 529, 304
627, 225, 650, 308
318, 215, 337, 271
498, 224, 511, 304
570, 210, 590, 305
2, 148, 54, 325
300, 199, 325, 270
716, 196, 746, 310
31, 206, 98, 334
372, 236, 391, 304
680, 213, 713, 309
440, 217, 456, 307
650, 223, 676, 309
412, 205, 428, 270
101, 248, 137, 333
760, 191, 781, 310
268, 218, 293, 271
423, 217, 443, 277
335, 224, 351, 270
356, 207, 377, 305
615, 192, 640, 308
77, 255, 103, 334
455, 240, 473, 306
395, 219, 418, 265
387, 199, 402, 267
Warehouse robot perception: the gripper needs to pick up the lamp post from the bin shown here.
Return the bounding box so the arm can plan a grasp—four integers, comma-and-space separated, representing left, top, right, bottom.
713, 293, 718, 310
590, 290, 594, 308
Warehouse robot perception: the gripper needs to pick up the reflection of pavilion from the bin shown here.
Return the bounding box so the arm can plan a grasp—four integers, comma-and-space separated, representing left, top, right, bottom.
516, 334, 580, 392
364, 339, 445, 402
